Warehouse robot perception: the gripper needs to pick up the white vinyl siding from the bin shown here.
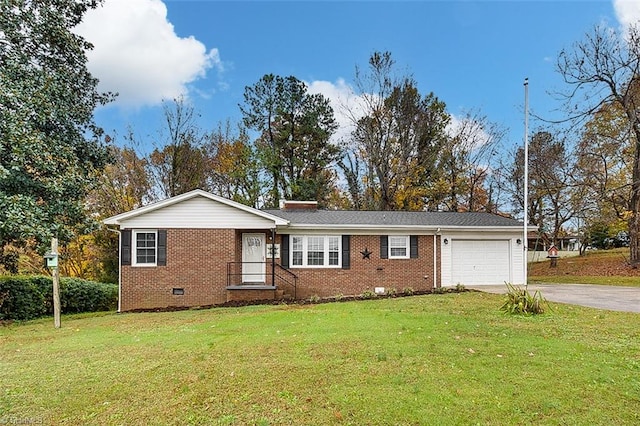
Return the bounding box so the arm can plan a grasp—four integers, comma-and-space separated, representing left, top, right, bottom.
119, 196, 277, 229
290, 235, 341, 268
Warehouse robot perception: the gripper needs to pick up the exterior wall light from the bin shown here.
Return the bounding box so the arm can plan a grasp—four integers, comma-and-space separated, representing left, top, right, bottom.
443, 238, 449, 245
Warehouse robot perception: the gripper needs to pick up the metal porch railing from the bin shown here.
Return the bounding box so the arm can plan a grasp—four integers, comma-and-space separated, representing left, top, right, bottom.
226, 262, 297, 299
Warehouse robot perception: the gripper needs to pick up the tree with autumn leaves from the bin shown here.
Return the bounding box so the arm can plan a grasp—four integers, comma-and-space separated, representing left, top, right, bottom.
556, 24, 640, 265
340, 52, 503, 212
347, 52, 449, 211
6, 9, 640, 281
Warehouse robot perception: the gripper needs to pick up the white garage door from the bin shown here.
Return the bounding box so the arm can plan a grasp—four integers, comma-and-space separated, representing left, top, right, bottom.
451, 240, 511, 285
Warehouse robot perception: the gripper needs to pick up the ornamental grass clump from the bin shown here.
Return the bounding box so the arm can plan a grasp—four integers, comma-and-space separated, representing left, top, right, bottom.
500, 283, 547, 315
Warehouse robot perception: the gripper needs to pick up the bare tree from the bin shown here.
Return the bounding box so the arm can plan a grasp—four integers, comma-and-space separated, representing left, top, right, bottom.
431, 111, 505, 212
529, 131, 577, 243
556, 24, 640, 265
147, 97, 208, 199
205, 121, 263, 208
344, 51, 450, 210
503, 129, 581, 246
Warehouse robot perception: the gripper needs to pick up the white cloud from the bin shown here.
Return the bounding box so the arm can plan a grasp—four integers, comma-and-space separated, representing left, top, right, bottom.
613, 0, 640, 32
306, 78, 369, 144
306, 79, 489, 152
74, 0, 221, 108
446, 114, 492, 151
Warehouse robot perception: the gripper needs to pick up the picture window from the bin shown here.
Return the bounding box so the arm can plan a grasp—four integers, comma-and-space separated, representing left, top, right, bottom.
290, 235, 341, 268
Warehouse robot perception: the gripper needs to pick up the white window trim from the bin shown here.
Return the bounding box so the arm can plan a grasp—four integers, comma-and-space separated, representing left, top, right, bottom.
389, 235, 410, 259
290, 235, 341, 268
132, 229, 158, 267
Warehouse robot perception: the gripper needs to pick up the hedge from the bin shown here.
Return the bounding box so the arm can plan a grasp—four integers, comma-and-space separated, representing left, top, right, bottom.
0, 275, 118, 321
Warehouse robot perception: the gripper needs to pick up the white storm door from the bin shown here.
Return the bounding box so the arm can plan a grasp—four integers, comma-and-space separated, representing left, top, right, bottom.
242, 233, 266, 283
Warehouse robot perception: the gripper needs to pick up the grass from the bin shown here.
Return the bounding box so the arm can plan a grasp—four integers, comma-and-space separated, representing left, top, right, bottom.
529, 248, 640, 287
529, 275, 640, 286
1, 294, 639, 425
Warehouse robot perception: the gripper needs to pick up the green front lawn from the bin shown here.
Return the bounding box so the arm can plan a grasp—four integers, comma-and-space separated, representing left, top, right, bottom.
529, 275, 640, 286
1, 294, 639, 425
528, 248, 640, 286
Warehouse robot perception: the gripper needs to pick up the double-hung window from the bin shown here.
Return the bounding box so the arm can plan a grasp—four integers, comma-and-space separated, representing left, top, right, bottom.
389, 235, 410, 259
291, 235, 341, 267
134, 230, 157, 266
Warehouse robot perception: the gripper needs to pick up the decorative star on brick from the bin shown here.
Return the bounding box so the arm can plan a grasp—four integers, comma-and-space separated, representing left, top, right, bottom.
360, 247, 372, 259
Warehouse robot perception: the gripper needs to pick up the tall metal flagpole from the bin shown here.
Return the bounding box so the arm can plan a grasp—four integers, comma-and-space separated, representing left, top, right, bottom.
523, 78, 529, 290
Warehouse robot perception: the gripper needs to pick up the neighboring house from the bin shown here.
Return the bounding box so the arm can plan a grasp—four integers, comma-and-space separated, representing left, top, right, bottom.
104, 189, 525, 312
527, 231, 582, 252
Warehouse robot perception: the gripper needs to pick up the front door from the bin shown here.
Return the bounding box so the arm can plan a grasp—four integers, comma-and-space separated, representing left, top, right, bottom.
242, 233, 266, 283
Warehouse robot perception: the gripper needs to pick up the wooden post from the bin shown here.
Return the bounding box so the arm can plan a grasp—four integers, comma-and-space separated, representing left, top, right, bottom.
51, 238, 61, 328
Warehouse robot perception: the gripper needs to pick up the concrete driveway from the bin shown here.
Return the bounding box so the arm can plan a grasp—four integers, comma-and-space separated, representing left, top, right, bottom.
467, 283, 640, 313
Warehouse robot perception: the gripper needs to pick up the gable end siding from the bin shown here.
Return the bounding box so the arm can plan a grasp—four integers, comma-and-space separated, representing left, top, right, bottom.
119, 196, 278, 229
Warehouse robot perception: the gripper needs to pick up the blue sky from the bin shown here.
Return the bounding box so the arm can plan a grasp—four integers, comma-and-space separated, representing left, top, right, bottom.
75, 0, 640, 154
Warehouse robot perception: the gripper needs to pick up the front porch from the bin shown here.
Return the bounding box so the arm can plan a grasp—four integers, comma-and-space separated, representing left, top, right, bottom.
226, 261, 297, 302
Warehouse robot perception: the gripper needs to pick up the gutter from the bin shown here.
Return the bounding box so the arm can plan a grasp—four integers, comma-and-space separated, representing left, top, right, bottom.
106, 226, 122, 313
277, 224, 523, 233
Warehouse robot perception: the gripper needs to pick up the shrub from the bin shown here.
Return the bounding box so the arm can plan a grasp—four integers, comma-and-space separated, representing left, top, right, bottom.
385, 287, 398, 297
60, 277, 118, 313
402, 287, 414, 296
0, 276, 47, 321
360, 290, 377, 299
500, 283, 547, 315
0, 275, 118, 321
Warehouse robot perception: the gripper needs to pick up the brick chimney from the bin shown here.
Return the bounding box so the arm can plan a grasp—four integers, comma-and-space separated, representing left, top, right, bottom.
279, 200, 318, 211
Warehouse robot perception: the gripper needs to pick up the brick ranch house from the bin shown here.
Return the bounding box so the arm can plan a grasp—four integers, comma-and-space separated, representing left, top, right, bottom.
104, 189, 525, 312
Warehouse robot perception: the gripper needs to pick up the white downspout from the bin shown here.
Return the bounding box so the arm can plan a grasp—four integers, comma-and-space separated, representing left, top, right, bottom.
108, 227, 122, 313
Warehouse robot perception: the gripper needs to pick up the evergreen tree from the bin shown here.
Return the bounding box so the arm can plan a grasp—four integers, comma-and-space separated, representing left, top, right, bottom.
0, 0, 113, 272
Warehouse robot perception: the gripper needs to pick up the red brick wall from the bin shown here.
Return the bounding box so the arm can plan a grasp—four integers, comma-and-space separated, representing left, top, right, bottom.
120, 229, 235, 311
275, 234, 439, 300
120, 229, 440, 311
